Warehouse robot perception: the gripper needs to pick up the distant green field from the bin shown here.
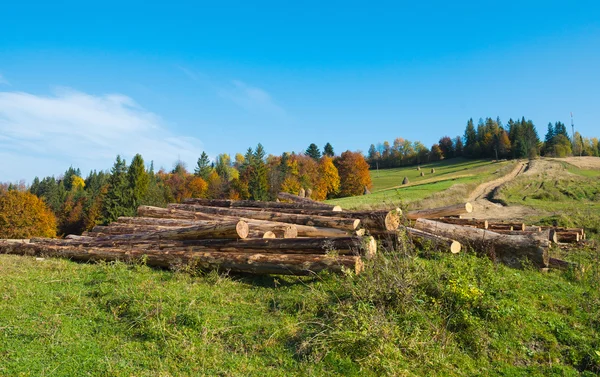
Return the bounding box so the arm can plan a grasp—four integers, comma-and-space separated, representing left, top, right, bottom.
328, 158, 515, 209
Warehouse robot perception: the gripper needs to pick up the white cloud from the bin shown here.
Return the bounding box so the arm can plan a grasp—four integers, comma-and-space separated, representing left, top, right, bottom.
0, 74, 9, 86
219, 80, 285, 115
0, 88, 203, 182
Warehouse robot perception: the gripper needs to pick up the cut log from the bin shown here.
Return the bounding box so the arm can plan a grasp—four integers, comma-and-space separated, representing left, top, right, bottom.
406, 203, 473, 220
491, 229, 558, 243
92, 224, 173, 235
26, 236, 376, 259
524, 226, 542, 232
137, 206, 219, 221
91, 220, 249, 241
555, 232, 580, 243
488, 224, 514, 231
0, 240, 363, 275
437, 218, 488, 229
541, 227, 585, 239
116, 217, 202, 227
223, 206, 345, 216
403, 227, 462, 254
413, 218, 549, 268
182, 198, 340, 211
488, 222, 525, 231
548, 257, 579, 271
166, 204, 360, 231
278, 192, 326, 206
262, 231, 276, 239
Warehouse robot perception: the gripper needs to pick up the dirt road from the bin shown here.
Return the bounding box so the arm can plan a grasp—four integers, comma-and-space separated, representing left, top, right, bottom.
466, 161, 537, 221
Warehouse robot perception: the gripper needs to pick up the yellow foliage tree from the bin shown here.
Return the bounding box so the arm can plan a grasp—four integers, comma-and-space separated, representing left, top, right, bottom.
71, 175, 85, 191
280, 176, 302, 195
0, 191, 57, 238
313, 156, 340, 200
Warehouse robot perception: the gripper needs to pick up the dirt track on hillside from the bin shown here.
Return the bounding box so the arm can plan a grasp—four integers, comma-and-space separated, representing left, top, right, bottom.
466, 161, 538, 221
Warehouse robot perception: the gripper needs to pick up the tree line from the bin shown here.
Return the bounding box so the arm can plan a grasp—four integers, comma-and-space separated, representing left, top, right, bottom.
367, 116, 600, 169
0, 143, 371, 237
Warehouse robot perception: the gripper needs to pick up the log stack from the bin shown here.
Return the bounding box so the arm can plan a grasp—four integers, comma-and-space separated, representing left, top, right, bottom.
0, 197, 398, 276
0, 193, 586, 273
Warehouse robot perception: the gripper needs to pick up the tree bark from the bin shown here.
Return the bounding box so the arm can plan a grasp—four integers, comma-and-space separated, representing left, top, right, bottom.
413, 218, 549, 268
403, 227, 462, 254
0, 240, 363, 276
555, 232, 580, 243
488, 222, 525, 231
490, 229, 558, 243
90, 220, 249, 241
277, 192, 329, 206
166, 204, 360, 231
405, 203, 473, 220
182, 198, 341, 211
436, 218, 488, 229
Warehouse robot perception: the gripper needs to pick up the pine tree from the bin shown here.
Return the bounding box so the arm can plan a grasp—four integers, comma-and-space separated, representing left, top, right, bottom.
544, 122, 555, 155
464, 118, 477, 156
323, 142, 334, 157
305, 143, 321, 160
194, 152, 212, 179
101, 155, 131, 223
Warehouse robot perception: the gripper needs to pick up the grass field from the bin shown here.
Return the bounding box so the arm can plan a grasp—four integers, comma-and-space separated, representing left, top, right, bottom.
1, 247, 599, 376
327, 158, 515, 209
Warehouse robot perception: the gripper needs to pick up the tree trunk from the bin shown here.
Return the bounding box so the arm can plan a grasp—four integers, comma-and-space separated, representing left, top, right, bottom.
217, 206, 345, 216
92, 220, 249, 241
413, 218, 549, 268
0, 240, 363, 275
183, 198, 341, 211
436, 218, 488, 229
166, 204, 360, 231
406, 203, 473, 220
277, 192, 328, 206
26, 236, 376, 259
488, 222, 525, 231
524, 226, 542, 232
490, 229, 557, 243
91, 224, 173, 235
137, 206, 218, 221
555, 232, 580, 243
116, 217, 202, 227
403, 227, 462, 254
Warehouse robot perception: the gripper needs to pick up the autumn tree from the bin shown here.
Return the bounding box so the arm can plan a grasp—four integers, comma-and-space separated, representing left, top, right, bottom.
335, 151, 372, 197
312, 156, 340, 200
0, 190, 57, 238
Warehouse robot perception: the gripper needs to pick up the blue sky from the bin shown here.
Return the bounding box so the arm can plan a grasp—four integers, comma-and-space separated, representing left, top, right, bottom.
1, 0, 599, 182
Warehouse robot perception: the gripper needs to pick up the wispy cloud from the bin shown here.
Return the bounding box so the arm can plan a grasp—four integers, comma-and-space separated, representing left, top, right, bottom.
219, 80, 285, 116
0, 74, 9, 86
0, 88, 203, 182
175, 65, 200, 82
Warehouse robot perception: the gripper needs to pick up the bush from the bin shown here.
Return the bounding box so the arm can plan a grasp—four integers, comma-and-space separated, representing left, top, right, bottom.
0, 190, 57, 238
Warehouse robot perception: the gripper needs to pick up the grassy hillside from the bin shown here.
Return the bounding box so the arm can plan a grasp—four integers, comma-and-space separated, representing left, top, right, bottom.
496, 159, 600, 237
327, 158, 516, 210
1, 247, 599, 376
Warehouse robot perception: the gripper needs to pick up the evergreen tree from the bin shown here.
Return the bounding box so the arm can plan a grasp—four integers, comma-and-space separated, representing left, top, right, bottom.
62, 166, 81, 192
464, 118, 477, 155
544, 122, 555, 155
554, 121, 569, 139
323, 142, 334, 157
127, 154, 149, 210
101, 155, 131, 223
248, 144, 269, 200
194, 152, 212, 179
305, 143, 321, 160
454, 136, 464, 156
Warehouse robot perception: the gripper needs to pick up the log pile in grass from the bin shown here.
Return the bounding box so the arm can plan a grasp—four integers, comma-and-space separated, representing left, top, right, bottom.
0, 195, 587, 274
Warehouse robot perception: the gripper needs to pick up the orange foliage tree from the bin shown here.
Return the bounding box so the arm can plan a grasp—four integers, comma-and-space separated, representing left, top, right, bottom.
335, 151, 372, 197
0, 190, 57, 238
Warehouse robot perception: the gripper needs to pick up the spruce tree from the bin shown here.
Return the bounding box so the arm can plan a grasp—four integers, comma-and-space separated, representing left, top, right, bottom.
305, 143, 321, 160
194, 152, 212, 179
323, 142, 334, 157
101, 155, 131, 223
544, 123, 555, 155
249, 143, 269, 200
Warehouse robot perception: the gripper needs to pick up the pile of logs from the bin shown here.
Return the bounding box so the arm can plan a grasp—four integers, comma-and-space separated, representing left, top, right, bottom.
0, 192, 587, 274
